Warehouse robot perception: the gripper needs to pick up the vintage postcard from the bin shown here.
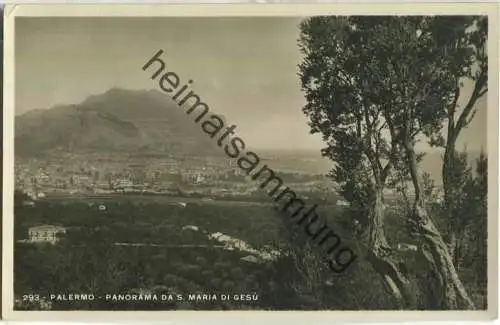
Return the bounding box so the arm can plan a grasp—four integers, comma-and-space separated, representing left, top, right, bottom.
2, 3, 499, 322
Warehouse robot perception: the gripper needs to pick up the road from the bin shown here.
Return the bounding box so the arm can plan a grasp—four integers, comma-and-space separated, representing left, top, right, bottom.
38, 193, 314, 207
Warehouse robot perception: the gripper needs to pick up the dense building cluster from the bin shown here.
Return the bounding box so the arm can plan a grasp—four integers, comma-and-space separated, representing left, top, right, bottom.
14, 151, 335, 200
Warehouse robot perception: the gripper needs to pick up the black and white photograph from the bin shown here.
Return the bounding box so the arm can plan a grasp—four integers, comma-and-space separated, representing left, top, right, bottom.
2, 3, 498, 321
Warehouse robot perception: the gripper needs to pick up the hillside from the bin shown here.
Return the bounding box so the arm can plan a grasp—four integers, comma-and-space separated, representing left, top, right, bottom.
15, 88, 221, 157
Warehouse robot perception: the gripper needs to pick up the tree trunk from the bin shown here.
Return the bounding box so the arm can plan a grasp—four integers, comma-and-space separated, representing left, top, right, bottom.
413, 206, 475, 309
406, 141, 475, 310
417, 248, 444, 309
366, 187, 415, 309
442, 143, 455, 210
442, 144, 459, 266
447, 232, 459, 269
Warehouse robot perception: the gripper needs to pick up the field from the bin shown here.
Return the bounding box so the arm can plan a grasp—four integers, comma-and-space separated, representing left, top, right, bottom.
13, 194, 486, 310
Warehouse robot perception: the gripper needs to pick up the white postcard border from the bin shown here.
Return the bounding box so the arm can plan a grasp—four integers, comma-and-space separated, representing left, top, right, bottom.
2, 3, 499, 322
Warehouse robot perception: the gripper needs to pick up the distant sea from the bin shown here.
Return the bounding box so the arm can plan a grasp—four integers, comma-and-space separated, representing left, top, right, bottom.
257, 148, 484, 185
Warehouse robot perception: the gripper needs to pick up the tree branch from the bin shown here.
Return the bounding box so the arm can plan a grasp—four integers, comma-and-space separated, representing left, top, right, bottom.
477, 88, 488, 99
465, 109, 478, 128
455, 74, 487, 133
381, 110, 399, 184
446, 85, 461, 137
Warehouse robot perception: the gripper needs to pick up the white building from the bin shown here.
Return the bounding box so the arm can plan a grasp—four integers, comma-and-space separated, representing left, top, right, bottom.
182, 225, 199, 232
240, 255, 260, 264
28, 225, 67, 244
397, 243, 418, 252
22, 200, 35, 207
208, 232, 280, 261
336, 199, 350, 207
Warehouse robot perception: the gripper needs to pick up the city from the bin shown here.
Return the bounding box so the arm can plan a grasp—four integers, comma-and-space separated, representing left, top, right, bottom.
15, 150, 337, 201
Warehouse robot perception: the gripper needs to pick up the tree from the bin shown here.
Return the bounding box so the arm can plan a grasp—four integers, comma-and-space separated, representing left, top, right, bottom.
440, 150, 473, 267
298, 16, 485, 309
298, 16, 413, 309
378, 17, 484, 310
434, 17, 488, 270
459, 151, 487, 289
470, 152, 487, 288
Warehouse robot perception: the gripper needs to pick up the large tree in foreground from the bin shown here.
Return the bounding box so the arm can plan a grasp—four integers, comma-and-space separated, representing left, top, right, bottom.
298, 16, 486, 309
434, 17, 488, 266
298, 16, 414, 309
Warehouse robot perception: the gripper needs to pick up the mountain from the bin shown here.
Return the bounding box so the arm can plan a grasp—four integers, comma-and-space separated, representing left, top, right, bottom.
15, 88, 222, 157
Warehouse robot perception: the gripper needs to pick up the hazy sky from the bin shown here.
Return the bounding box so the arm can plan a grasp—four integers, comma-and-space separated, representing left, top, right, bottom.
15, 17, 487, 151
